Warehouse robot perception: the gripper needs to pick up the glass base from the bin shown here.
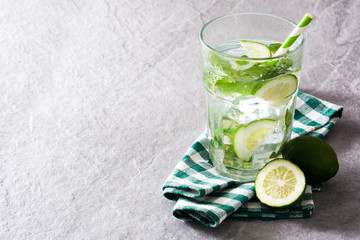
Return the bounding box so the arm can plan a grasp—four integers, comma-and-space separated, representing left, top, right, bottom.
213, 157, 279, 182
215, 167, 260, 182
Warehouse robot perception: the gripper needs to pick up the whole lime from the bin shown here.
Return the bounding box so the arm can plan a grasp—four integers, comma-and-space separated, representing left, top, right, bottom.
281, 136, 339, 184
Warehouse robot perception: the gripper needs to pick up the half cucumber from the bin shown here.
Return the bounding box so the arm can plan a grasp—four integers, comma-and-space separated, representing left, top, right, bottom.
253, 74, 298, 101
255, 159, 306, 208
233, 119, 276, 161
240, 40, 271, 58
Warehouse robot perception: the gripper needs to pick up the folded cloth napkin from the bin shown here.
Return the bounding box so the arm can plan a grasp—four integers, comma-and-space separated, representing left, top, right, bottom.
162, 91, 343, 227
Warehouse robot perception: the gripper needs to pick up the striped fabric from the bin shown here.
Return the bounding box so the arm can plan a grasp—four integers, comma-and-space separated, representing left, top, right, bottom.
162, 91, 342, 227
292, 91, 342, 138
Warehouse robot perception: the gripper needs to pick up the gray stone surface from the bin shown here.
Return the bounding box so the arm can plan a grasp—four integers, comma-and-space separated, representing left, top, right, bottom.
0, 0, 359, 239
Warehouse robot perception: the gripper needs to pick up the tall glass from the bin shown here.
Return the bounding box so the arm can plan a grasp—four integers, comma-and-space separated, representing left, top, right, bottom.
200, 13, 305, 182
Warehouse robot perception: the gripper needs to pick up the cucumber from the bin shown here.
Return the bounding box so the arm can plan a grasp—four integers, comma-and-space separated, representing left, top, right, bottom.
240, 40, 271, 58
233, 119, 276, 161
253, 74, 298, 101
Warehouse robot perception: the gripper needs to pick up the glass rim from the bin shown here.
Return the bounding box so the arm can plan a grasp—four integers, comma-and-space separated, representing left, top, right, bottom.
200, 12, 306, 60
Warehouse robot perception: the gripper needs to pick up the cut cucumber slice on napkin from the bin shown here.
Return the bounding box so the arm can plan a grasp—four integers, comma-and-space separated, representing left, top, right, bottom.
253, 74, 298, 101
255, 159, 306, 208
240, 40, 271, 58
233, 119, 275, 160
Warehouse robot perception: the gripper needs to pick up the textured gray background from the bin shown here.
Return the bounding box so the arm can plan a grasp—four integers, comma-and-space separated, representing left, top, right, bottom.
0, 0, 359, 239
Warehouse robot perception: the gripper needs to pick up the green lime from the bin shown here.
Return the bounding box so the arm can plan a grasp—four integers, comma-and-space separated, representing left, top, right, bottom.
281, 136, 339, 184
239, 40, 271, 58
233, 119, 275, 160
255, 159, 306, 208
253, 74, 298, 101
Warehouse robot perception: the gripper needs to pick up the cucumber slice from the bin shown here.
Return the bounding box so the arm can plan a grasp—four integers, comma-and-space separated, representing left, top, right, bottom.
233, 119, 276, 160
255, 159, 306, 208
240, 40, 271, 58
253, 74, 298, 101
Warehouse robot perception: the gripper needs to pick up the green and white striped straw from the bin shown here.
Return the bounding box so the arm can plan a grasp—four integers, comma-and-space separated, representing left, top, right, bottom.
273, 13, 313, 56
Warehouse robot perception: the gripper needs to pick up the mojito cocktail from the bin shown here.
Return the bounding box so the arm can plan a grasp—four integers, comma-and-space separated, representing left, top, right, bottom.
200, 13, 305, 182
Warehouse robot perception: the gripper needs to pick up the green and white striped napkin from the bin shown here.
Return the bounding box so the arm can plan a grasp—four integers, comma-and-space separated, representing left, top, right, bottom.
162, 91, 343, 227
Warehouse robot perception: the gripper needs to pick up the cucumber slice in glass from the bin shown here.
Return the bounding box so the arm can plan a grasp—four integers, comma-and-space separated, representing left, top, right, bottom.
233, 119, 276, 161
240, 40, 271, 58
255, 159, 306, 208
253, 74, 298, 101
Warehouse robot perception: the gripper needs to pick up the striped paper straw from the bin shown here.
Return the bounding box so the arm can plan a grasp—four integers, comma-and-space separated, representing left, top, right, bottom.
273, 13, 313, 56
